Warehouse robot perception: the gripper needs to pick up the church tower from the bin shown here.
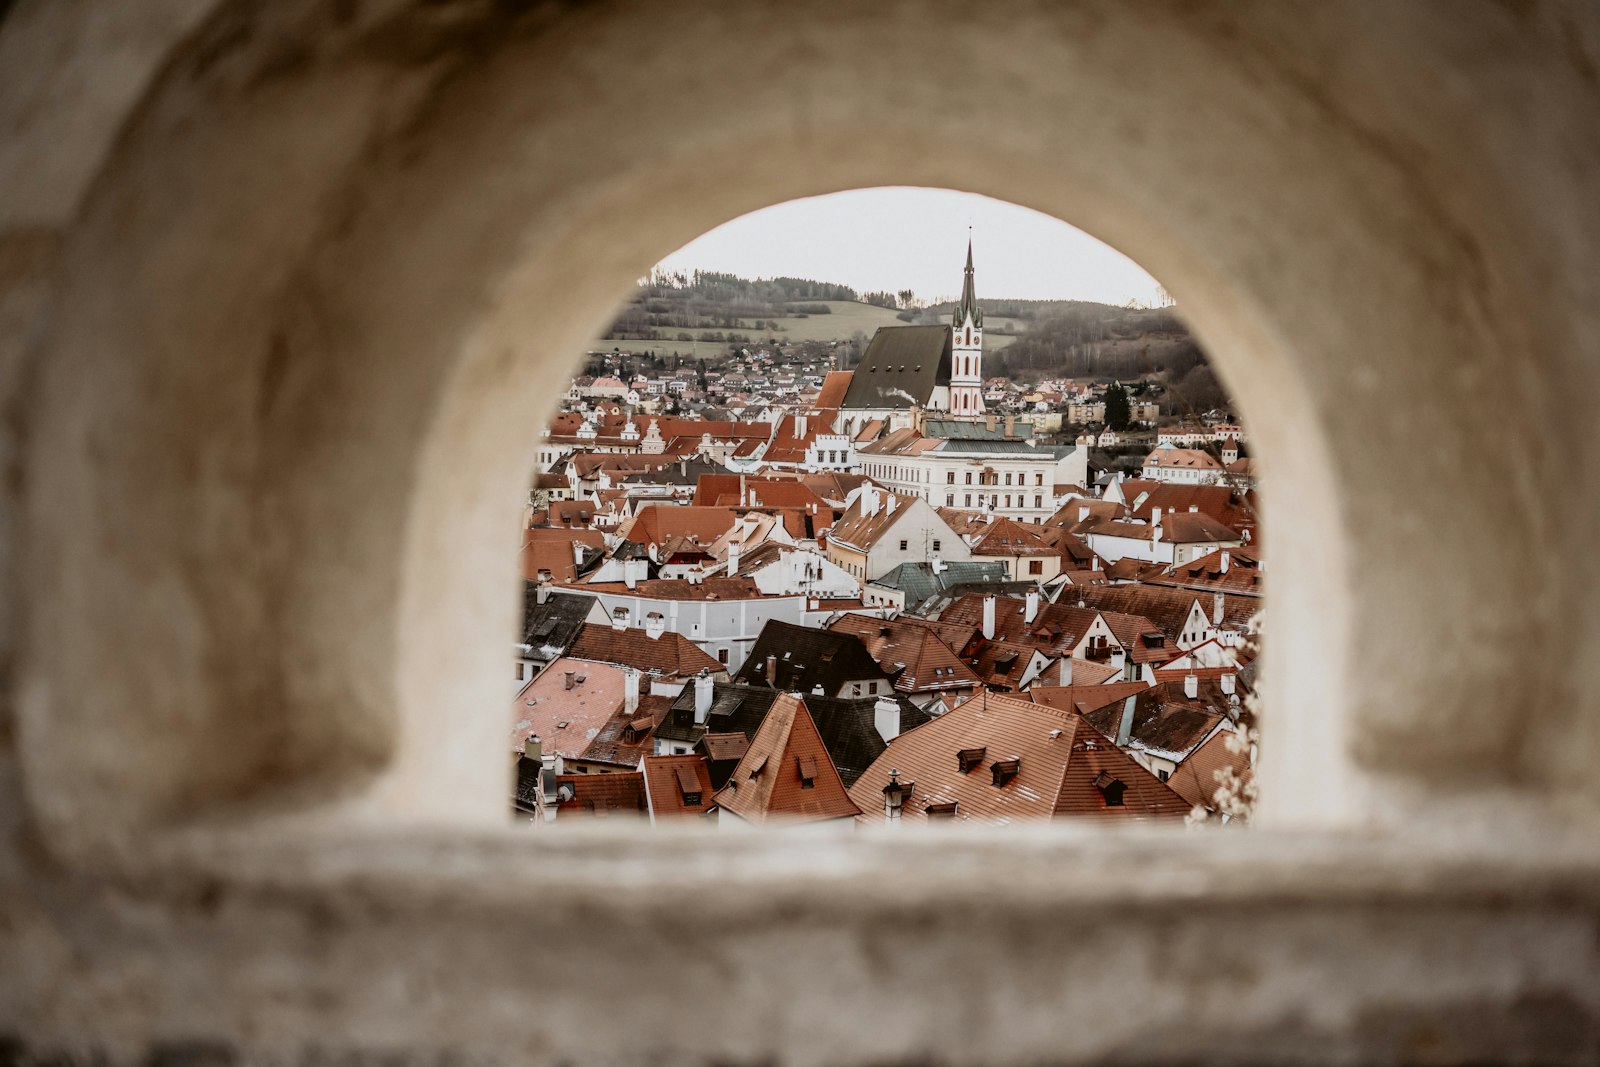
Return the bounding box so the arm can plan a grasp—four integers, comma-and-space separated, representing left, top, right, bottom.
948, 235, 985, 417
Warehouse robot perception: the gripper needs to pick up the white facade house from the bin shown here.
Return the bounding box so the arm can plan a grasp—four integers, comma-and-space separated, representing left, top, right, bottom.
1142, 445, 1224, 484
860, 434, 1088, 525
577, 585, 806, 673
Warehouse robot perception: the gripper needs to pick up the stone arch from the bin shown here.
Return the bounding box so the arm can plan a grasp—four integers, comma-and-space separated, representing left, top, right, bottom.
13, 0, 1598, 863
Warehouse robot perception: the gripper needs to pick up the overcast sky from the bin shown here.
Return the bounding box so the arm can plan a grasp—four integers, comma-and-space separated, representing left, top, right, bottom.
653, 187, 1164, 306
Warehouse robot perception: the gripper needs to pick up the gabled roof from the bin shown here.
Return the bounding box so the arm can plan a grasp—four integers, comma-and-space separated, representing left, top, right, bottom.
969, 516, 1056, 557
827, 613, 981, 693
1082, 683, 1229, 764
847, 691, 1190, 824
1026, 681, 1151, 716
642, 754, 716, 818
554, 772, 649, 818
797, 692, 932, 787
839, 326, 952, 410
566, 622, 723, 678
1165, 727, 1254, 811
827, 492, 941, 554
815, 370, 854, 410
617, 504, 740, 549
655, 681, 783, 747
1066, 583, 1259, 636
713, 695, 863, 823
578, 693, 672, 769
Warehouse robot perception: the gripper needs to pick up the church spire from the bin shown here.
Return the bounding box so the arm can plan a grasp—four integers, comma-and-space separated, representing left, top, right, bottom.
952, 232, 982, 328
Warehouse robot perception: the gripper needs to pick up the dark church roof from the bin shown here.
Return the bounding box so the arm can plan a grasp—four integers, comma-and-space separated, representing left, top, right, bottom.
839, 326, 952, 410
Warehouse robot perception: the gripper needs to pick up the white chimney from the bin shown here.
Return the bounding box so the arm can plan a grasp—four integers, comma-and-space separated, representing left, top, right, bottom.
1061, 657, 1073, 685
572, 540, 586, 566
1115, 694, 1137, 747
1184, 673, 1199, 699
1110, 648, 1127, 675
1024, 589, 1039, 624
1219, 550, 1231, 573
981, 594, 996, 640
535, 580, 551, 605
1152, 506, 1163, 525
727, 542, 741, 575
693, 670, 714, 725
624, 666, 640, 715
1221, 672, 1236, 696
887, 494, 898, 515
1213, 592, 1225, 625
874, 696, 901, 744
644, 612, 665, 641
624, 558, 646, 590
610, 606, 629, 632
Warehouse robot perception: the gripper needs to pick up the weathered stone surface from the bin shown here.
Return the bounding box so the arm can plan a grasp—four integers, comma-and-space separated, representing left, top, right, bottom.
1, 0, 1598, 1062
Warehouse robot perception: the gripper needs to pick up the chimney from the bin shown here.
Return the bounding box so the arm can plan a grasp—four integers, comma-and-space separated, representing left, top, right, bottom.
882, 769, 909, 822
1115, 694, 1138, 747
1004, 414, 1015, 438
1024, 589, 1039, 624
739, 473, 748, 507
727, 542, 741, 575
644, 612, 665, 641
985, 413, 996, 432
765, 654, 778, 686
624, 558, 646, 590
886, 494, 897, 515
693, 670, 714, 725
1078, 506, 1089, 522
1184, 673, 1199, 699
610, 606, 629, 632
564, 671, 576, 691
572, 540, 586, 566
1219, 550, 1231, 573
1152, 506, 1163, 525
931, 555, 944, 575
874, 696, 901, 744
1213, 592, 1225, 625
535, 580, 551, 605
624, 666, 641, 715
1221, 672, 1236, 696
981, 594, 996, 640
1061, 657, 1073, 685
523, 735, 542, 761
1110, 648, 1127, 675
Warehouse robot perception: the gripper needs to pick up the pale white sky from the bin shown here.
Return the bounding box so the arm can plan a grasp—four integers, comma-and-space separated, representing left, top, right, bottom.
654, 187, 1164, 306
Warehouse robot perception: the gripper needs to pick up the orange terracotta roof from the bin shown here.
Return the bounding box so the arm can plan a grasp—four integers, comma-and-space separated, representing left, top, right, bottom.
1165, 727, 1253, 811
554, 771, 649, 818
713, 694, 863, 824
642, 754, 717, 818
828, 613, 980, 693
617, 504, 740, 549
509, 659, 628, 760
848, 691, 1190, 824
815, 371, 854, 410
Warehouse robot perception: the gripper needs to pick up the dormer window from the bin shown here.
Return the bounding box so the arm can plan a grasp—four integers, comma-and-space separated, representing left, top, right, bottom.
926, 801, 958, 819
991, 758, 1021, 787
1093, 771, 1127, 807
796, 755, 818, 789
957, 746, 987, 773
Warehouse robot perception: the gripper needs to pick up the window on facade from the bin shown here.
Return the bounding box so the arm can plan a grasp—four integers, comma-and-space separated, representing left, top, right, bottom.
947, 471, 955, 484
932, 539, 941, 552
965, 472, 972, 484
1029, 560, 1043, 575
718, 648, 729, 664
899, 539, 908, 551
1035, 495, 1042, 508
964, 494, 971, 507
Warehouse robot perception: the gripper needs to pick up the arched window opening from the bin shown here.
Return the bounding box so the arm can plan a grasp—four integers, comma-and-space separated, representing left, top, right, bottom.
516, 188, 1261, 830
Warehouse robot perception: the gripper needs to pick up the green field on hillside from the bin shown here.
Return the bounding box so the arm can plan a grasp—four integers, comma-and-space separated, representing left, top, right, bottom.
593, 300, 1015, 356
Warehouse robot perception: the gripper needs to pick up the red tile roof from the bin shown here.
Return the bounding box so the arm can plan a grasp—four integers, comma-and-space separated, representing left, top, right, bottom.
566, 622, 722, 678
642, 754, 717, 818
848, 691, 1190, 824
827, 613, 981, 693
713, 695, 863, 824
554, 771, 649, 818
